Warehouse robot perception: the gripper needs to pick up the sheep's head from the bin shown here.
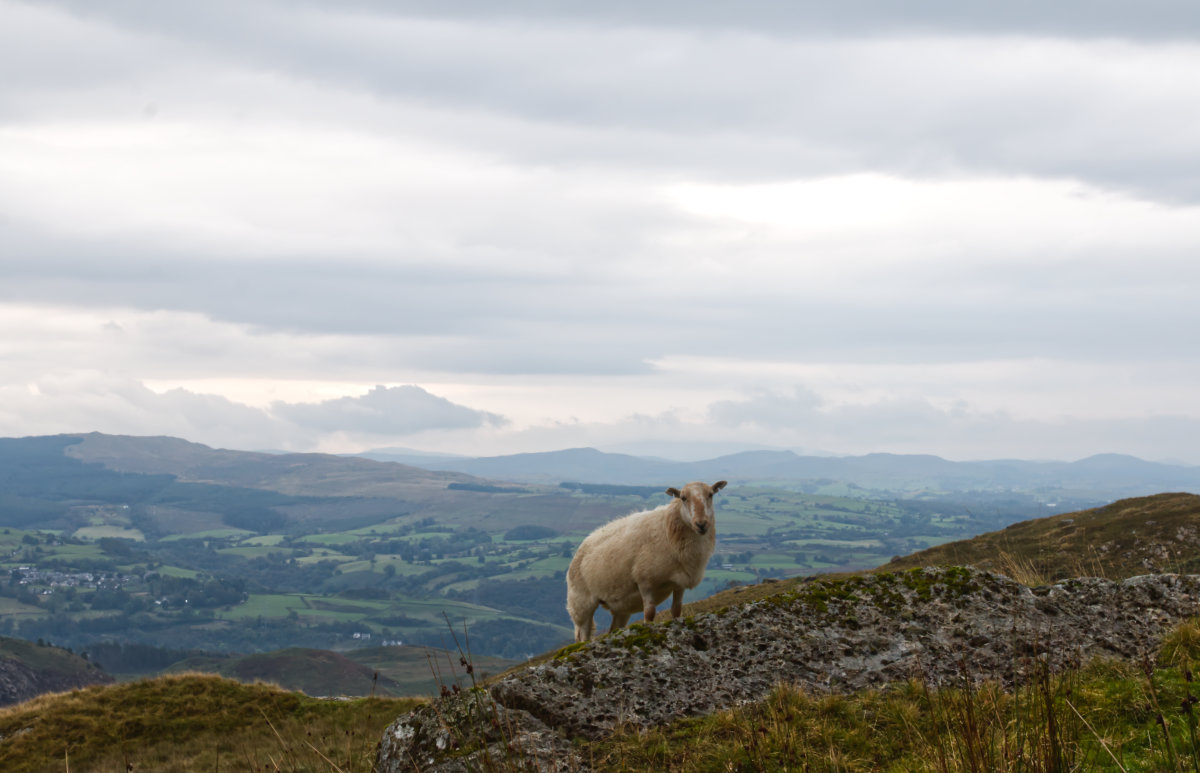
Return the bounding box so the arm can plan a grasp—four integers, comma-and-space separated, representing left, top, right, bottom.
666, 480, 727, 536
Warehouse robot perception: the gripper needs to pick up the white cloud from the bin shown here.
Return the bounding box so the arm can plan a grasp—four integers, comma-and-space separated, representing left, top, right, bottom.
272, 385, 506, 435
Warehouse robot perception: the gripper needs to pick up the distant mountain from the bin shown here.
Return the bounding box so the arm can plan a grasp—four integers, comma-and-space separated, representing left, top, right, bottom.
0, 636, 112, 706
358, 446, 1200, 499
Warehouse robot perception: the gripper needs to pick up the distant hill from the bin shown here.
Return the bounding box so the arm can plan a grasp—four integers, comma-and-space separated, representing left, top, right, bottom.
881, 491, 1200, 582
345, 645, 515, 697
0, 636, 112, 706
165, 647, 404, 697
0, 433, 628, 535
364, 446, 1200, 499
62, 432, 480, 496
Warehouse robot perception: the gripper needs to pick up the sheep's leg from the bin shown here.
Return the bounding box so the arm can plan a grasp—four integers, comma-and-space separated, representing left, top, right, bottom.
608, 611, 631, 633
670, 588, 684, 619
641, 589, 657, 623
569, 597, 599, 642
574, 615, 595, 643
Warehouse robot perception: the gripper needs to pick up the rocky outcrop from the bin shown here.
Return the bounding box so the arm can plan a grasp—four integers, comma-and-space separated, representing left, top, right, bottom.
377, 567, 1200, 771
375, 688, 579, 773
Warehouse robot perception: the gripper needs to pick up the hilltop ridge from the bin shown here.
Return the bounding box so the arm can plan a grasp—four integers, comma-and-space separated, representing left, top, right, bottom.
379, 566, 1200, 770
884, 491, 1200, 581
376, 491, 1200, 770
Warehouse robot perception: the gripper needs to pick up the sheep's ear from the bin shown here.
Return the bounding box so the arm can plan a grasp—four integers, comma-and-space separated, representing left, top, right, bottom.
712, 480, 727, 493
666, 487, 681, 499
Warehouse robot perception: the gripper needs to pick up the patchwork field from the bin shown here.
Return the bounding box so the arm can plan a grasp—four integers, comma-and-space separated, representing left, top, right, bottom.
0, 474, 1066, 660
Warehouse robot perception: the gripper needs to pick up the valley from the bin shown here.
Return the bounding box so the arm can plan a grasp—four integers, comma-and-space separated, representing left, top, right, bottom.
0, 432, 1171, 666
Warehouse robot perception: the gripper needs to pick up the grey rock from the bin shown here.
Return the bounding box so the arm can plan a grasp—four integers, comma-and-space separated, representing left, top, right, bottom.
376, 688, 584, 772
377, 567, 1200, 769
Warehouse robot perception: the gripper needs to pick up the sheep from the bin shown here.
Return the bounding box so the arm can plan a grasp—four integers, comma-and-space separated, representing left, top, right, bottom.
565, 480, 727, 642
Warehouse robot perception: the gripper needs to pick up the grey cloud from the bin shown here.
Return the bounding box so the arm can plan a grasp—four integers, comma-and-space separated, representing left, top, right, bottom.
6, 218, 1200, 377
14, 2, 1200, 201
709, 388, 825, 428
37, 1, 1200, 42
271, 385, 506, 434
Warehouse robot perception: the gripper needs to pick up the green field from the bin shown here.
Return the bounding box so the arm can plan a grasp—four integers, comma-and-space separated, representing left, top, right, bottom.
73, 526, 145, 541
160, 528, 254, 542
0, 597, 44, 616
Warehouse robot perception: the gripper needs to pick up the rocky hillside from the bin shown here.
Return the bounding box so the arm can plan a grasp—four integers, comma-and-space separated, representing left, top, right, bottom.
0, 637, 112, 707
376, 566, 1200, 771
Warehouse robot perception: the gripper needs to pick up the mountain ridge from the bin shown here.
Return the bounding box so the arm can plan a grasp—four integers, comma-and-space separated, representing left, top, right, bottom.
360, 444, 1200, 498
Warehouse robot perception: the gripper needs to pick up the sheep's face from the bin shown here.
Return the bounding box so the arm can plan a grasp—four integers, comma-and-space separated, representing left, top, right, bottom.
666, 480, 727, 536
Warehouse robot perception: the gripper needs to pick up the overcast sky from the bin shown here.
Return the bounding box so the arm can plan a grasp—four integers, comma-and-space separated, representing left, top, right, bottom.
3, 1, 1200, 463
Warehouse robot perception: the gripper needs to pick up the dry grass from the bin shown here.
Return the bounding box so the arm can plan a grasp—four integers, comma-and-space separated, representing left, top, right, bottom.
0, 673, 420, 773
883, 493, 1200, 583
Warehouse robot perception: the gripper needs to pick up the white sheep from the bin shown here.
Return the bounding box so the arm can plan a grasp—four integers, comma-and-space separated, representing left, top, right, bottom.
565, 480, 727, 642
